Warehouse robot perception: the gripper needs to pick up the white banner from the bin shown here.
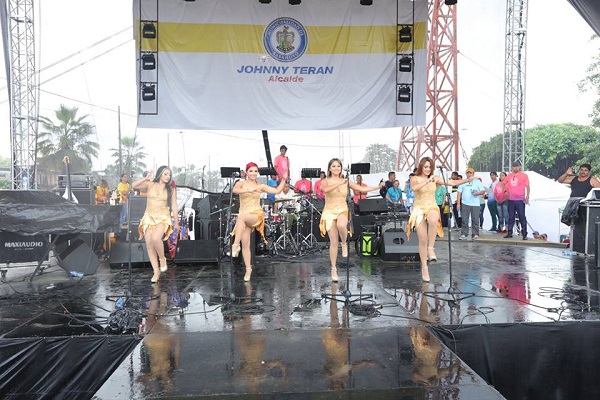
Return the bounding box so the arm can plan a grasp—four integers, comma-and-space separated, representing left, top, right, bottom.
134, 0, 427, 130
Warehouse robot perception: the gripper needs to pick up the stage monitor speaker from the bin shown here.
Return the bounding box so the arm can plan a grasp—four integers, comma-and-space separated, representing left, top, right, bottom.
128, 195, 147, 223
175, 240, 219, 264
380, 229, 420, 261
57, 238, 100, 275
109, 241, 149, 267
359, 198, 388, 214
58, 188, 94, 205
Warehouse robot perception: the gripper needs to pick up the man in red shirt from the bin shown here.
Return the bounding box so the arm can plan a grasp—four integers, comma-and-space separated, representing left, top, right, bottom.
503, 161, 530, 240
294, 173, 312, 200
274, 145, 290, 183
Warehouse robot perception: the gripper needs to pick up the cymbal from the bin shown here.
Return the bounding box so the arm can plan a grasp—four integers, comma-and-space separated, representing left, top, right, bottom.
273, 197, 298, 203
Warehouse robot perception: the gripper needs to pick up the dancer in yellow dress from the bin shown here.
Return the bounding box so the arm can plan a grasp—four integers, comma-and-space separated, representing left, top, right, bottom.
408, 157, 471, 282
132, 166, 180, 283
319, 158, 383, 282
230, 162, 287, 281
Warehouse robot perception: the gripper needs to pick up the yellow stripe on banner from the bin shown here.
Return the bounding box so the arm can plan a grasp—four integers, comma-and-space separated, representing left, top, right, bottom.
139, 21, 427, 54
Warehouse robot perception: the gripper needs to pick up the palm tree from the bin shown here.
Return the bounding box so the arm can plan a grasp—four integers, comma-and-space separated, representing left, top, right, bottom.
108, 135, 148, 179
37, 104, 100, 173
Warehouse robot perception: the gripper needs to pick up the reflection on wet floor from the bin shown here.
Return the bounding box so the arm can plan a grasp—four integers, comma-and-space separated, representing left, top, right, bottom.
2, 239, 600, 398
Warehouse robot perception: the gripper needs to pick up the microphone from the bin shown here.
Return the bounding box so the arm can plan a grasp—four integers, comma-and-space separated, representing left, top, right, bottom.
438, 165, 444, 171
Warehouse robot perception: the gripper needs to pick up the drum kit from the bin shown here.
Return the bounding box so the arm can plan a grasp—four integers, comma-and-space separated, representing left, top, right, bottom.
260, 195, 321, 256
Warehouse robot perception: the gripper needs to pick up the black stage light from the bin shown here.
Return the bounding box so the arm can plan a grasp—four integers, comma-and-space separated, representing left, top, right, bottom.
142, 22, 157, 39
259, 0, 272, 3
445, 0, 458, 5
360, 0, 373, 5
141, 53, 156, 70
289, 0, 301, 4
397, 86, 411, 103
398, 55, 412, 72
398, 26, 412, 43
142, 84, 156, 101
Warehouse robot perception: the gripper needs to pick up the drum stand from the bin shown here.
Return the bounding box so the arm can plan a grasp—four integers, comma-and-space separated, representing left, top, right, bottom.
298, 197, 321, 251
274, 211, 300, 255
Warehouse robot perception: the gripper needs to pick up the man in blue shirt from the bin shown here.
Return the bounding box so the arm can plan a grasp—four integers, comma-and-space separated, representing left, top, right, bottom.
385, 179, 403, 210
457, 168, 485, 240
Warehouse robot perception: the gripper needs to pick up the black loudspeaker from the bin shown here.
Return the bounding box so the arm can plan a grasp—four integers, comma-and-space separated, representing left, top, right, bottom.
58, 188, 94, 205
198, 218, 223, 240
57, 238, 100, 275
175, 240, 219, 264
128, 196, 147, 223
109, 241, 149, 267
358, 198, 388, 214
380, 229, 420, 261
195, 194, 239, 220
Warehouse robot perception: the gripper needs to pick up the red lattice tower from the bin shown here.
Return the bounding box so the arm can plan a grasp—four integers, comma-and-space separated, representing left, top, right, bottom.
398, 0, 459, 171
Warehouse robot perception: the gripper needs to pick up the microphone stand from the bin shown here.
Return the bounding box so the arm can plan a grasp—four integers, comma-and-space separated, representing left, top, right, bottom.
321, 165, 372, 305
225, 174, 241, 301
423, 166, 474, 308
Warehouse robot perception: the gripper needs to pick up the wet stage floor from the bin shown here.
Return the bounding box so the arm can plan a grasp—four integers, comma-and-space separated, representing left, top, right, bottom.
1, 230, 600, 399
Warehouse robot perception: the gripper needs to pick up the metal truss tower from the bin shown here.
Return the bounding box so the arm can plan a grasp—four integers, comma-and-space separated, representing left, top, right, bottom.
6, 0, 38, 189
398, 0, 459, 172
503, 0, 528, 171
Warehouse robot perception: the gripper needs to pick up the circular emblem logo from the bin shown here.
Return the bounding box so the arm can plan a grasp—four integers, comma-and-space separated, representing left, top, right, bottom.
262, 17, 308, 62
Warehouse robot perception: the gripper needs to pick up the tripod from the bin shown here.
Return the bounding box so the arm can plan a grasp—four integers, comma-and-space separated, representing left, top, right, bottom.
321, 164, 373, 305
273, 208, 300, 255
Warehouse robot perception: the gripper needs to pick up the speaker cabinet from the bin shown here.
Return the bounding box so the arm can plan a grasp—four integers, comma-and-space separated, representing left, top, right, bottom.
57, 238, 100, 275
128, 196, 147, 224
358, 198, 388, 214
109, 241, 150, 267
195, 194, 239, 220
380, 229, 420, 261
175, 240, 219, 264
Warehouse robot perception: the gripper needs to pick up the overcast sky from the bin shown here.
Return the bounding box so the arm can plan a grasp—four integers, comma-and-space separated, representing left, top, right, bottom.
0, 0, 597, 180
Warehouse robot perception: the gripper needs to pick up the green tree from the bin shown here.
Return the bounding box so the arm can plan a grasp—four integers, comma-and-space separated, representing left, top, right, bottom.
37, 104, 100, 172
108, 135, 147, 179
578, 36, 600, 128
468, 123, 600, 178
361, 144, 398, 173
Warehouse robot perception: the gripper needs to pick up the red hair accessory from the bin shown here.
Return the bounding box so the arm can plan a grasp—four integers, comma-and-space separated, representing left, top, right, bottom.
246, 162, 258, 171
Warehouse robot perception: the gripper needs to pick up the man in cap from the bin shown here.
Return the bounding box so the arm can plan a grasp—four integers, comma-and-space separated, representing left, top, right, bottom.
503, 161, 530, 240
274, 145, 290, 183
457, 167, 485, 240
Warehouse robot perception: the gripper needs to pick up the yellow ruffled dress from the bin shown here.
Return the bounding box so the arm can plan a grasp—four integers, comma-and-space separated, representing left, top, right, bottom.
138, 184, 174, 240
234, 191, 267, 243
320, 183, 349, 237
407, 177, 443, 238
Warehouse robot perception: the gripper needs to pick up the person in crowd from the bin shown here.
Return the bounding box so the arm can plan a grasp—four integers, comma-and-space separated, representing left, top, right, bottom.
477, 177, 486, 228
503, 161, 530, 240
494, 171, 509, 232
313, 170, 326, 200
239, 170, 247, 180
434, 184, 448, 228
117, 173, 132, 226
132, 166, 180, 283
407, 157, 471, 282
487, 172, 499, 232
380, 171, 396, 199
557, 163, 600, 197
274, 145, 290, 182
95, 179, 110, 205
294, 172, 312, 199
457, 168, 486, 240
230, 162, 287, 281
450, 171, 461, 229
320, 158, 384, 282
266, 174, 278, 202
385, 179, 404, 210
352, 174, 368, 214
404, 173, 415, 213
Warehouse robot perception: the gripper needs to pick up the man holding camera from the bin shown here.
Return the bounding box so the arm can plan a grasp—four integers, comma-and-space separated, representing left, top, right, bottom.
557, 163, 600, 197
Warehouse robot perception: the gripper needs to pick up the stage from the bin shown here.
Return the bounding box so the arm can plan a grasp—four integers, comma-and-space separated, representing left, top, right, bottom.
1, 228, 599, 399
